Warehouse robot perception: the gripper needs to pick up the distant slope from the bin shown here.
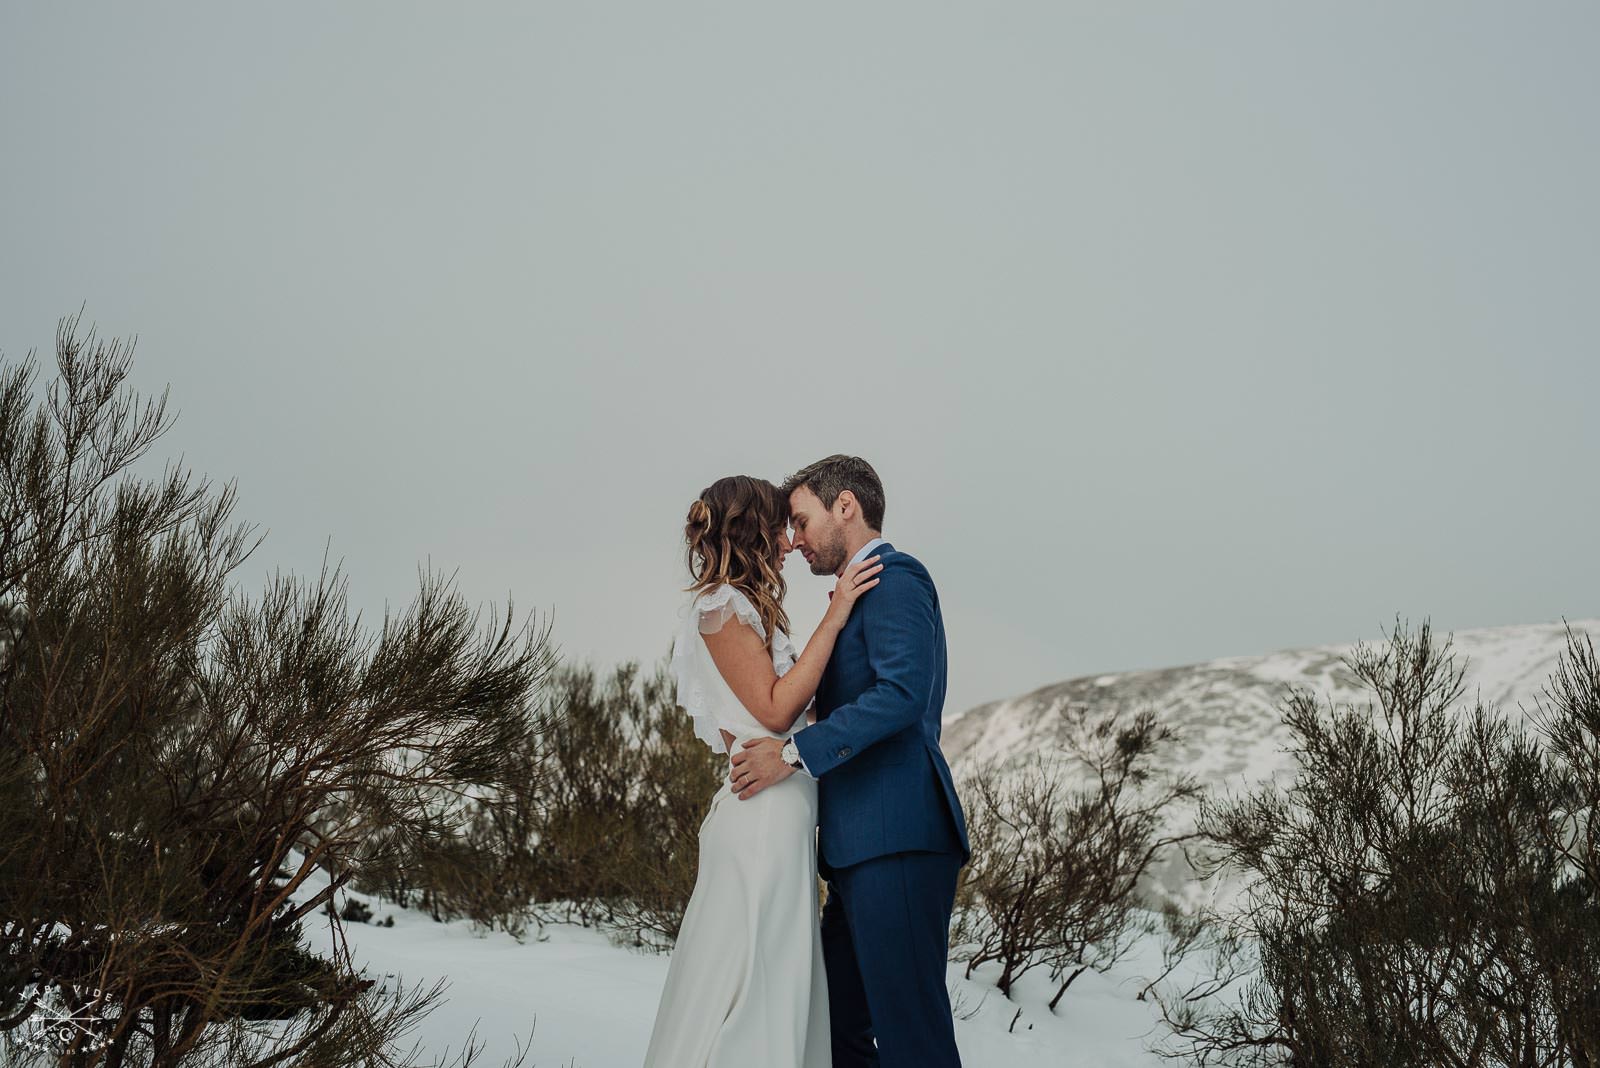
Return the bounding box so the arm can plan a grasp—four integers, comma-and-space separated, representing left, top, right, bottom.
940, 618, 1600, 906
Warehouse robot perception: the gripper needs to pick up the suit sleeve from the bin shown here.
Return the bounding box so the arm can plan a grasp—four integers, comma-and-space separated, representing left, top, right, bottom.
791, 561, 934, 777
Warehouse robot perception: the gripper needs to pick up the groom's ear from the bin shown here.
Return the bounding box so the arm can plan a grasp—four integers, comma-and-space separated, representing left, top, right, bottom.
835, 490, 856, 521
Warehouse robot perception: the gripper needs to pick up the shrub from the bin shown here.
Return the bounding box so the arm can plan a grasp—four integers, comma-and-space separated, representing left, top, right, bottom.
529, 659, 724, 949
0, 316, 548, 1068
953, 702, 1200, 1006
1159, 620, 1600, 1067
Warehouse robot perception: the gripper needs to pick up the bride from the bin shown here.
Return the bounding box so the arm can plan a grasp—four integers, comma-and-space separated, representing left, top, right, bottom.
642, 474, 882, 1068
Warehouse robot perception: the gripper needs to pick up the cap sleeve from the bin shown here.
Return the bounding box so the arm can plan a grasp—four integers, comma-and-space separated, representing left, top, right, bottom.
694, 584, 765, 638
670, 584, 771, 755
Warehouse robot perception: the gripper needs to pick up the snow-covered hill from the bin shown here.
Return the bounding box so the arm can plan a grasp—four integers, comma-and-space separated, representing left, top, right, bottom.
940, 618, 1600, 906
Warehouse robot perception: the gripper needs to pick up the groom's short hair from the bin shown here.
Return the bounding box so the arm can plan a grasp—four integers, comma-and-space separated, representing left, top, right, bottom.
781, 455, 885, 532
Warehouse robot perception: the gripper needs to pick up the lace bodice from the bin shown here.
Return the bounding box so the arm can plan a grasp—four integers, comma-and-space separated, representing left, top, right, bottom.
671, 583, 804, 754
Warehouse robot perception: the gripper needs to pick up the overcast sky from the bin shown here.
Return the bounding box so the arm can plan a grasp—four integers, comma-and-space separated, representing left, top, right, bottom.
2, 3, 1595, 719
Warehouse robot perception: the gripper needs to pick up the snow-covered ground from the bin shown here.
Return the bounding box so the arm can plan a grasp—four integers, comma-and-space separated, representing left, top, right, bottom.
298, 866, 1195, 1068
280, 619, 1599, 1066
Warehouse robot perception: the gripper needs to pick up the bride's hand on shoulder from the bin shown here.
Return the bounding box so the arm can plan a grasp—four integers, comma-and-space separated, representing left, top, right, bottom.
825, 556, 882, 625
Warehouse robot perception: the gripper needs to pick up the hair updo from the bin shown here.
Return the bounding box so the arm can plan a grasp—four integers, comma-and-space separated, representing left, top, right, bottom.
683, 475, 791, 647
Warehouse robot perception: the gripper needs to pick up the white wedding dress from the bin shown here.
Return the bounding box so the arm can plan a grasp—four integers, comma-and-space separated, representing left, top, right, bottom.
642, 583, 831, 1068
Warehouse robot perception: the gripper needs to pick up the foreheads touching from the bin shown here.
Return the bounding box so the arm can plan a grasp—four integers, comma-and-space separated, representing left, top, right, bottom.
779, 454, 885, 577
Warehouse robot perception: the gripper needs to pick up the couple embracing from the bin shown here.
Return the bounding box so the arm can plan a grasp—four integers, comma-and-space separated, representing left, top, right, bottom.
643, 454, 969, 1068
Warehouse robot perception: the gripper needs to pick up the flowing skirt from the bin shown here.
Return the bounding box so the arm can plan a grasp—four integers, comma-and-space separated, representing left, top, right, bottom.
642, 768, 831, 1068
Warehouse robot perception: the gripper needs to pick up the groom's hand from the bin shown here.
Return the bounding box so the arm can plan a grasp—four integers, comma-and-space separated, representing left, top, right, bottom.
729, 737, 795, 800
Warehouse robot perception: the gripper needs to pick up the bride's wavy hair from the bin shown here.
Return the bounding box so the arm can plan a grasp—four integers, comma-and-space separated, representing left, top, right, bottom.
683, 475, 791, 648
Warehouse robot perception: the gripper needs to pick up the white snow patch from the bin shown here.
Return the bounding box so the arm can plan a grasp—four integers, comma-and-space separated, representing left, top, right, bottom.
295, 872, 1192, 1067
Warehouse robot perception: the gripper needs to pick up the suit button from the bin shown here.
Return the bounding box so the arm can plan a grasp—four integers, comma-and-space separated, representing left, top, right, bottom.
838, 747, 852, 758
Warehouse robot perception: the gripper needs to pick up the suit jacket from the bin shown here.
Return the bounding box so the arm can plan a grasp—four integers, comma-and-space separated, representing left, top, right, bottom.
792, 541, 970, 870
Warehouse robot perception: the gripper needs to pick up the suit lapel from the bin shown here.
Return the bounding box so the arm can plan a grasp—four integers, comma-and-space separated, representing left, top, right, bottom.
817, 540, 894, 717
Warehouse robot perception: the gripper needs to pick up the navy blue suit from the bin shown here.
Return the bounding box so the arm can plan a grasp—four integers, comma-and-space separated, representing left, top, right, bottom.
792, 541, 968, 1068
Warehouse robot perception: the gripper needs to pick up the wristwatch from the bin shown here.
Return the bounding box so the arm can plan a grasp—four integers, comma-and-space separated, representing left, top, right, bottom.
780, 739, 805, 771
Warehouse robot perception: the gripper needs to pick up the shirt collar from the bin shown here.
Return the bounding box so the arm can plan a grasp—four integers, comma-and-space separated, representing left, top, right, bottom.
848, 536, 888, 568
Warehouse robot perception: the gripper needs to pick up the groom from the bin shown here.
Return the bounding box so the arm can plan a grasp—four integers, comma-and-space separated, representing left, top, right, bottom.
730, 454, 969, 1068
